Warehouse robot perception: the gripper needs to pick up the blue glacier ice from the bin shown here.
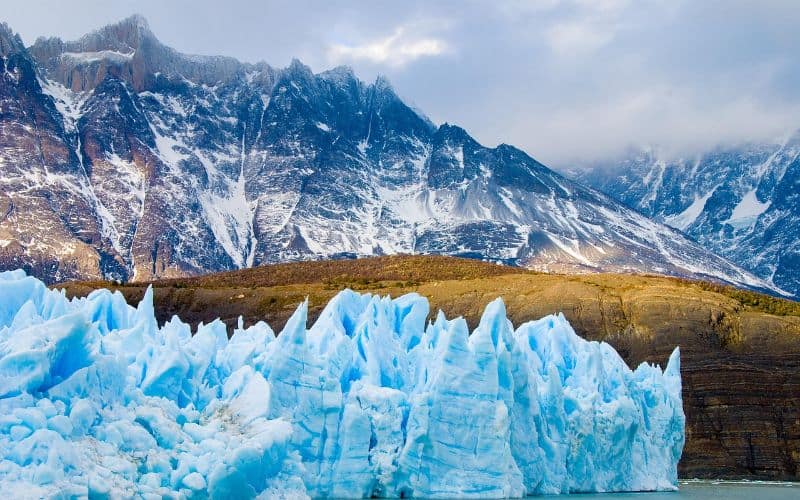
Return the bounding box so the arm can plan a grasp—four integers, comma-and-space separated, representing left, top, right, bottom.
0, 270, 684, 498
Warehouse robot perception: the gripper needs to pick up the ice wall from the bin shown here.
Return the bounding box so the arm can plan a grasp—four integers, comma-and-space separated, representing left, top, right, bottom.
0, 270, 684, 498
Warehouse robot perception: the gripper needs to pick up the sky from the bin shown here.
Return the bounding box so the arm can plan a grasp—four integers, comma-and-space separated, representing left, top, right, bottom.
5, 0, 800, 168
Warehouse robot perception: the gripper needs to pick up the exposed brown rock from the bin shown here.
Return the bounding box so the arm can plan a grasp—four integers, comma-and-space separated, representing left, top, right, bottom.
29, 15, 249, 93
57, 255, 800, 479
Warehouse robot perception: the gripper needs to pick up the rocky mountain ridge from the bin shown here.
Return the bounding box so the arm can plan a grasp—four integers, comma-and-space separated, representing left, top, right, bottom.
0, 16, 779, 295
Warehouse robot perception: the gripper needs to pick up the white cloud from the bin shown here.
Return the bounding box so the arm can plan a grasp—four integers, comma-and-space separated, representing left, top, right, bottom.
10, 1, 799, 166
574, 0, 631, 15
500, 85, 800, 167
545, 20, 614, 56
543, 0, 634, 57
327, 25, 449, 67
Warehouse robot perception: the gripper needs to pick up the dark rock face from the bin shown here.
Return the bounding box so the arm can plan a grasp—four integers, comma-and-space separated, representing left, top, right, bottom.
0, 17, 779, 294
576, 137, 800, 297
595, 300, 800, 480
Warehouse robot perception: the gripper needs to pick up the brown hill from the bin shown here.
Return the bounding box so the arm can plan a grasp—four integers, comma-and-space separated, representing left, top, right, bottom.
58, 255, 800, 480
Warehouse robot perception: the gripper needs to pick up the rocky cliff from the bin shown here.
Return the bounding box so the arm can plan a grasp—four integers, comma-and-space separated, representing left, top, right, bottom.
60, 255, 800, 479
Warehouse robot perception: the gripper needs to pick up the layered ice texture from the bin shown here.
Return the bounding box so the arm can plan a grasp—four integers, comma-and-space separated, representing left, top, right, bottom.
0, 270, 685, 498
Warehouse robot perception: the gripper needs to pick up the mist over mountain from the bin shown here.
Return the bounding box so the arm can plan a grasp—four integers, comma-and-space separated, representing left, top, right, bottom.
575, 133, 800, 296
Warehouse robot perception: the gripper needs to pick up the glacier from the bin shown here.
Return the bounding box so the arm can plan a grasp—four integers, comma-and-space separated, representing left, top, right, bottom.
0, 270, 685, 498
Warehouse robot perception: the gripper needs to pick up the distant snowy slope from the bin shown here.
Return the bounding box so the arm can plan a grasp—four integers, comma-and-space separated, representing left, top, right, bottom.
575, 136, 800, 296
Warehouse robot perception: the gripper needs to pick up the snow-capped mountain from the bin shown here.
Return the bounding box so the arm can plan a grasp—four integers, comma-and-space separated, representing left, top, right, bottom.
575, 135, 800, 297
0, 16, 779, 293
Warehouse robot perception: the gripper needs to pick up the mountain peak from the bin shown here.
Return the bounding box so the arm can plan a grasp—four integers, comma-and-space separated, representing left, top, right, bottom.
74, 13, 157, 52
0, 22, 25, 57
285, 58, 313, 76
434, 123, 474, 146
320, 65, 356, 83
437, 122, 467, 134
370, 74, 402, 104
28, 15, 246, 91
373, 74, 394, 92
123, 13, 150, 31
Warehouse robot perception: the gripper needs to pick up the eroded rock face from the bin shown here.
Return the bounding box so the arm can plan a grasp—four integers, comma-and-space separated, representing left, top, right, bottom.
28, 15, 244, 92
592, 297, 800, 479
0, 18, 781, 294
447, 283, 800, 480
0, 23, 106, 283
59, 259, 800, 479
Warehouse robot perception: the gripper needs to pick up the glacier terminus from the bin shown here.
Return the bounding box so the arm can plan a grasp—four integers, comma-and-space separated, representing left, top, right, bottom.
0, 270, 685, 498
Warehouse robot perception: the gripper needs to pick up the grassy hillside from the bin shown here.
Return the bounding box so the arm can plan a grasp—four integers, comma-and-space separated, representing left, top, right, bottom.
58, 255, 800, 480
64, 255, 800, 332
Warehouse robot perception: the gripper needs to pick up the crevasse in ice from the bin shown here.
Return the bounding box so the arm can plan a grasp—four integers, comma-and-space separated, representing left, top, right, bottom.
0, 270, 685, 498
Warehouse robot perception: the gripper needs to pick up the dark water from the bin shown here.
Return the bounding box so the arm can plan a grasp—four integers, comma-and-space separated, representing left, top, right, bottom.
561, 480, 799, 499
